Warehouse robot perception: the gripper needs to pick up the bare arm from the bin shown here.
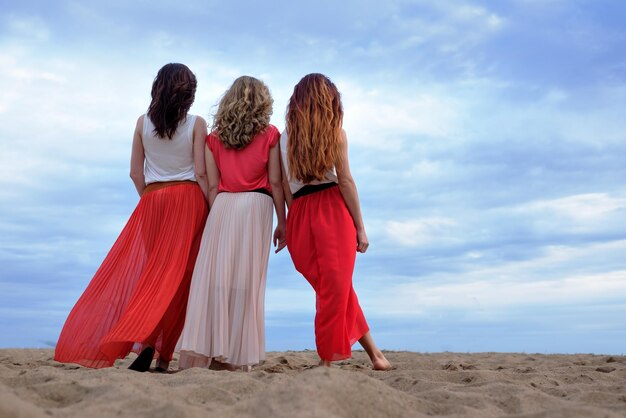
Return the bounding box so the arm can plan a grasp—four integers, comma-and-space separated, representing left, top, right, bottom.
205, 144, 220, 208
280, 149, 293, 208
269, 143, 287, 252
129, 116, 146, 196
193, 116, 209, 200
336, 130, 369, 253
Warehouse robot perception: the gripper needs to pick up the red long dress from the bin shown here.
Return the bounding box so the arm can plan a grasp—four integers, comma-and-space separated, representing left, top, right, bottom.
54, 182, 207, 368
286, 185, 369, 361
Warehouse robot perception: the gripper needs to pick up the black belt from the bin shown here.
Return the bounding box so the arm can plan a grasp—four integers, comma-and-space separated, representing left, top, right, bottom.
250, 188, 272, 197
293, 182, 338, 199
219, 188, 272, 197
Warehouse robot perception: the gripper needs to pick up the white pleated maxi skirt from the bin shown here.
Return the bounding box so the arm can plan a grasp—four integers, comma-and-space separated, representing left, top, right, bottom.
178, 191, 273, 369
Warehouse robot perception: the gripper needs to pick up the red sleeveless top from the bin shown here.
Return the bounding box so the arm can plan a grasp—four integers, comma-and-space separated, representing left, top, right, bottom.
206, 124, 280, 193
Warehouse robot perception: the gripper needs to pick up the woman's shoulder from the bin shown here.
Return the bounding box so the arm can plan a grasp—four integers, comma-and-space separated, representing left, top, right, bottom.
261, 124, 279, 137
191, 114, 206, 124
135, 114, 146, 134
206, 130, 221, 150
183, 114, 204, 129
264, 124, 280, 146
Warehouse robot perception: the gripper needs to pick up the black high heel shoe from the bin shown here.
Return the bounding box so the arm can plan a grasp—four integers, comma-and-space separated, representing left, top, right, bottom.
128, 347, 154, 372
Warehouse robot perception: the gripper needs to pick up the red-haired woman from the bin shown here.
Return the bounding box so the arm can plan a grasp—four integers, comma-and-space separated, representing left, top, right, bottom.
281, 73, 391, 370
54, 63, 209, 371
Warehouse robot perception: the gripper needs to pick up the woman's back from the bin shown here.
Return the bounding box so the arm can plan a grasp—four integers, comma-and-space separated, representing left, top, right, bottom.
208, 125, 280, 193
143, 114, 197, 184
279, 130, 337, 194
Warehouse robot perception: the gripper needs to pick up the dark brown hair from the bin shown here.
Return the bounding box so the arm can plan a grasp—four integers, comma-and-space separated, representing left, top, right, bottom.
147, 63, 197, 139
286, 73, 343, 182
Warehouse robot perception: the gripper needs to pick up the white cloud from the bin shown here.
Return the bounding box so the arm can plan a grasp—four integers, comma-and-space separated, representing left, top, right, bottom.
386, 217, 458, 247
486, 14, 504, 29
3, 14, 50, 41
402, 160, 442, 178
504, 193, 626, 238
265, 288, 315, 314
152, 31, 176, 49
340, 81, 460, 149
451, 5, 505, 31
394, 270, 626, 312
390, 2, 506, 56
364, 240, 626, 316
8, 68, 66, 82
521, 193, 626, 222
0, 41, 246, 197
544, 88, 568, 103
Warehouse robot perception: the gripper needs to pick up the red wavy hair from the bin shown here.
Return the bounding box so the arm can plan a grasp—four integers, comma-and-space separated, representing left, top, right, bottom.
286, 73, 343, 183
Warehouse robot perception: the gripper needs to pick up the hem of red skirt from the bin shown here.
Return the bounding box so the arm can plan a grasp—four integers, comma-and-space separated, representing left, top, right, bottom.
53, 354, 114, 369
317, 326, 370, 362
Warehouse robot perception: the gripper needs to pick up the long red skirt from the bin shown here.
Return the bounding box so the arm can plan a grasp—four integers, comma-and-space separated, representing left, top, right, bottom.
286, 186, 369, 361
54, 182, 208, 368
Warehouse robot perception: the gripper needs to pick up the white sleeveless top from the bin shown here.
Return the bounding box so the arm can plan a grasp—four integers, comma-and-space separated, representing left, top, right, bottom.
143, 114, 197, 184
280, 130, 338, 194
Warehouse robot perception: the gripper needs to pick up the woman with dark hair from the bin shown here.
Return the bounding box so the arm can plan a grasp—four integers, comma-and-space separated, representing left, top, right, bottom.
54, 63, 209, 371
281, 73, 390, 370
178, 76, 286, 371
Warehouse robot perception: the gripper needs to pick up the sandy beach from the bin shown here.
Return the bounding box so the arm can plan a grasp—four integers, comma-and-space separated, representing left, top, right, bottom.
0, 349, 624, 417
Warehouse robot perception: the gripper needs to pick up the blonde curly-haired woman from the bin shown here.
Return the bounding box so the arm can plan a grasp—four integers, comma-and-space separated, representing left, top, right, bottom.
177, 76, 286, 371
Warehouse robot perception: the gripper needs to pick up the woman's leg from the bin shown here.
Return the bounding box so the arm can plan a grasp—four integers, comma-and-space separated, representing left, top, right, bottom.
358, 332, 391, 370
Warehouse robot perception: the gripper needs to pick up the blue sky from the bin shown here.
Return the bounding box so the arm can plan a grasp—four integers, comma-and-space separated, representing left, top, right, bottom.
1, 0, 625, 354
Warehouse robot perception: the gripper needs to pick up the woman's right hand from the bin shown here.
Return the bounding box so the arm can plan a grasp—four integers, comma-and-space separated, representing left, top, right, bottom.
357, 228, 369, 253
273, 223, 287, 253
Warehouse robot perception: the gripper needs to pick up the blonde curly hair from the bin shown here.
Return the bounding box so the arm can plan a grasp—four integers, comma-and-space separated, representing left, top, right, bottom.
212, 76, 273, 149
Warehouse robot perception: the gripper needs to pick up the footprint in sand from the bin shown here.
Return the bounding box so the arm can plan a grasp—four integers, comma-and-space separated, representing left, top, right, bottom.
30, 381, 99, 408
442, 362, 458, 371
461, 375, 476, 384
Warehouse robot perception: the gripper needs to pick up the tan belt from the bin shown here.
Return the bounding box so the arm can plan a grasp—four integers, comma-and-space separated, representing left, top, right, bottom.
143, 180, 196, 194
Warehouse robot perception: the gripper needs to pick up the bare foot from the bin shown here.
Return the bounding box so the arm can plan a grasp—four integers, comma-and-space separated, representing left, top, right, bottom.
154, 358, 169, 373
357, 332, 392, 371
319, 360, 332, 367
209, 359, 237, 372
371, 353, 392, 371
